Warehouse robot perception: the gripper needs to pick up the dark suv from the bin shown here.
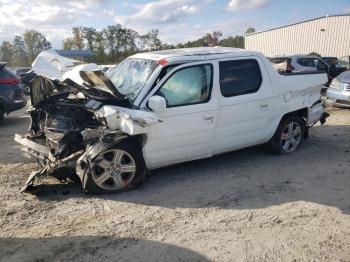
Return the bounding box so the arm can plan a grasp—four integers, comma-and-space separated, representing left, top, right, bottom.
0, 62, 27, 123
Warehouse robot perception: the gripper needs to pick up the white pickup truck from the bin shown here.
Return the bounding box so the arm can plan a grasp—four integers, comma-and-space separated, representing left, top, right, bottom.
15, 47, 328, 194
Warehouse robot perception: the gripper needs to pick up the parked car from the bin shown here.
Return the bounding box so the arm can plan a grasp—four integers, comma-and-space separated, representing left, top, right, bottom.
322, 57, 347, 79
338, 56, 350, 69
269, 55, 329, 72
13, 67, 32, 75
326, 70, 350, 108
269, 55, 332, 86
15, 48, 328, 194
0, 62, 27, 123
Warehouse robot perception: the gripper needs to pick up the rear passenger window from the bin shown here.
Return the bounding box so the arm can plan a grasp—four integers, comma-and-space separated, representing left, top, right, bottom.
219, 59, 262, 97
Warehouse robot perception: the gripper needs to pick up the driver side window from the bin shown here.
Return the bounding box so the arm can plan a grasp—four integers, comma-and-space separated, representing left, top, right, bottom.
156, 64, 213, 107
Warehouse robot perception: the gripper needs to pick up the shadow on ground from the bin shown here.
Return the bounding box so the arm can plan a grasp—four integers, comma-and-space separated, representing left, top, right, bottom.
0, 107, 31, 164
0, 236, 210, 262
25, 124, 350, 214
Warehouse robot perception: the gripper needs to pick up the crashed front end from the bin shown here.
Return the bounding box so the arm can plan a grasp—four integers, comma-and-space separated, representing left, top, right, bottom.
15, 51, 158, 193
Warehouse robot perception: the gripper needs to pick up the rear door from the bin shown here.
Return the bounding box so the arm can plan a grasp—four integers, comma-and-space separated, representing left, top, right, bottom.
213, 57, 273, 154
142, 61, 219, 168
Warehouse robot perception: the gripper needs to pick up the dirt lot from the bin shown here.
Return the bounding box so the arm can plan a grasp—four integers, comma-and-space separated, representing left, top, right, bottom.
0, 106, 349, 262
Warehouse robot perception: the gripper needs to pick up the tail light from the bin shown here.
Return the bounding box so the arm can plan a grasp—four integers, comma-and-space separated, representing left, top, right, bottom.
0, 77, 18, 85
286, 63, 295, 71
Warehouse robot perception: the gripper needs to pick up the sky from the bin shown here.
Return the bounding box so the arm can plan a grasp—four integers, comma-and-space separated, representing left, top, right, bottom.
0, 0, 349, 49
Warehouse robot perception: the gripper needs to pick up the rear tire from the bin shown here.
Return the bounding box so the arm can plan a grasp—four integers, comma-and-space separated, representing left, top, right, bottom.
84, 139, 146, 194
266, 116, 305, 155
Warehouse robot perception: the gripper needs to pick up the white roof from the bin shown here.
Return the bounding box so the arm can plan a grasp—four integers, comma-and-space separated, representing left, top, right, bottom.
131, 47, 259, 61
245, 14, 350, 36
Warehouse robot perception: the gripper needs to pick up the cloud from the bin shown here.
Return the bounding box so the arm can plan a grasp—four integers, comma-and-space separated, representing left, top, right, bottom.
113, 0, 246, 44
157, 17, 246, 44
226, 0, 271, 11
27, 0, 110, 10
345, 6, 350, 14
115, 0, 206, 29
0, 0, 106, 48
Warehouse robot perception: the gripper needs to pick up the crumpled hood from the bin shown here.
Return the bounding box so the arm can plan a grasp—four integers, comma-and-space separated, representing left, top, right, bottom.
32, 50, 123, 98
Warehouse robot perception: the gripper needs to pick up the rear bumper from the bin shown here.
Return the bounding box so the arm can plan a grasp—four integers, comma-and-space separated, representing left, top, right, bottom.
6, 99, 27, 112
326, 87, 350, 108
1, 97, 27, 113
308, 100, 327, 126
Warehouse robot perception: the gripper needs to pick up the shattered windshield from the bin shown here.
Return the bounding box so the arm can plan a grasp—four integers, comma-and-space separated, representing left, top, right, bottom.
107, 58, 158, 101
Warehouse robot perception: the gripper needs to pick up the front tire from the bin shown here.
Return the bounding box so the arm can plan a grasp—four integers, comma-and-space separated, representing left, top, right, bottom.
266, 116, 305, 155
84, 139, 146, 194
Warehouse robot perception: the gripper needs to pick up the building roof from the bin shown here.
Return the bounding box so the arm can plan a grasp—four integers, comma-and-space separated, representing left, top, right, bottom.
245, 14, 350, 36
55, 49, 94, 58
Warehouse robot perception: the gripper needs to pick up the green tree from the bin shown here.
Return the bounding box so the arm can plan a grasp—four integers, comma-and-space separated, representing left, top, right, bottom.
63, 37, 75, 50
219, 35, 244, 48
94, 31, 107, 63
125, 28, 139, 52
23, 30, 51, 63
0, 41, 14, 65
12, 36, 28, 66
103, 25, 120, 63
245, 27, 256, 34
82, 27, 97, 51
72, 26, 84, 50
206, 31, 222, 46
142, 29, 162, 51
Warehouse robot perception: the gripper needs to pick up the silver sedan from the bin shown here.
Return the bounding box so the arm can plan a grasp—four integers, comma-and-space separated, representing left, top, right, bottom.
326, 70, 350, 108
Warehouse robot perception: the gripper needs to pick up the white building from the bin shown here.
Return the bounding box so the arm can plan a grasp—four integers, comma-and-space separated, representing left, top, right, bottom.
245, 14, 350, 58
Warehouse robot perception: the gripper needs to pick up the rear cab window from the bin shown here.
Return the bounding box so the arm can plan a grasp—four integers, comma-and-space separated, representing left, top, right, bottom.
219, 59, 262, 97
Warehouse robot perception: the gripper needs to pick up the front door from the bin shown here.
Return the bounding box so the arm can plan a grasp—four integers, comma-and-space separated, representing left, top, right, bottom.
143, 61, 219, 168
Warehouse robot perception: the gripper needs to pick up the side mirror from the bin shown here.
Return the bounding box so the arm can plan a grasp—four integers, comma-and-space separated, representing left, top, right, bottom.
148, 95, 166, 113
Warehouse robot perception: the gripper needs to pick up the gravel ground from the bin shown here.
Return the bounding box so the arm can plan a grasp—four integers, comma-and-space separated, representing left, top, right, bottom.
0, 106, 349, 262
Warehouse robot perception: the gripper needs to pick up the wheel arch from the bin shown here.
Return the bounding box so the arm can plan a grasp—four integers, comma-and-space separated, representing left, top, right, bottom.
280, 107, 308, 126
267, 107, 308, 142
278, 107, 308, 138
125, 133, 148, 150
76, 132, 148, 192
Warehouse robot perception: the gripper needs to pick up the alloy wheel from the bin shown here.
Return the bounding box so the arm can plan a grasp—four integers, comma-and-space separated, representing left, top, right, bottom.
281, 121, 302, 153
92, 149, 136, 191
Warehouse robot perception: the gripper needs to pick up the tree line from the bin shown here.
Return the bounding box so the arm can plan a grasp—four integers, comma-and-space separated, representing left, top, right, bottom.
0, 26, 255, 67
0, 30, 51, 67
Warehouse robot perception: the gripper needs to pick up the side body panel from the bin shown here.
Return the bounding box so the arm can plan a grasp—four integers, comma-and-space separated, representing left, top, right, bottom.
213, 56, 275, 154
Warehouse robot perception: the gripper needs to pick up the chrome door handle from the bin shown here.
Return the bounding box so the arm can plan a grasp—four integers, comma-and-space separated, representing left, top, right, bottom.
260, 102, 269, 109
203, 114, 214, 123
203, 116, 214, 121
